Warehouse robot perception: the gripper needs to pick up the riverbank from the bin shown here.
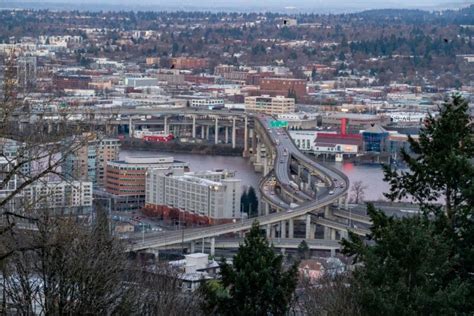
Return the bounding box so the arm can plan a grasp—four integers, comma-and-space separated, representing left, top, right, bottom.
121, 139, 244, 156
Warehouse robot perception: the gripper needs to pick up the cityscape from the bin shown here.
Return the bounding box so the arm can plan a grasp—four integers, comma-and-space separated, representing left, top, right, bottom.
0, 1, 473, 315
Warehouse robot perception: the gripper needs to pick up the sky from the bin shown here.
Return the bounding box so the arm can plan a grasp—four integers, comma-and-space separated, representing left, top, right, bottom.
2, 0, 472, 12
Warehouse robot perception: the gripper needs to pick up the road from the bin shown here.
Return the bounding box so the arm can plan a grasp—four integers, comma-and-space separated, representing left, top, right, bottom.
128, 114, 352, 251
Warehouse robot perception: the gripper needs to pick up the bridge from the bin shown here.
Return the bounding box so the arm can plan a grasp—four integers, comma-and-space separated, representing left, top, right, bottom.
125, 112, 365, 255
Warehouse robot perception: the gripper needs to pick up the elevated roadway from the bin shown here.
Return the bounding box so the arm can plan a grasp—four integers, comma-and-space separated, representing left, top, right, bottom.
332, 210, 372, 225
209, 238, 340, 251
129, 114, 355, 252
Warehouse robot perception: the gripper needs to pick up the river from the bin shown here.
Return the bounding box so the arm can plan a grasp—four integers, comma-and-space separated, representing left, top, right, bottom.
120, 150, 389, 201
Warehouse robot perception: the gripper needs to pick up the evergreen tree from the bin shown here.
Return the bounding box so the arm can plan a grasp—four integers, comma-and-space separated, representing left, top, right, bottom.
287, 87, 297, 103
311, 68, 317, 81
200, 221, 299, 316
342, 95, 474, 314
247, 186, 259, 217
297, 240, 310, 260
240, 188, 249, 215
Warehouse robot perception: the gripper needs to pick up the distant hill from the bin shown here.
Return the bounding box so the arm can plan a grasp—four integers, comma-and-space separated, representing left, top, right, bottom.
1, 0, 472, 13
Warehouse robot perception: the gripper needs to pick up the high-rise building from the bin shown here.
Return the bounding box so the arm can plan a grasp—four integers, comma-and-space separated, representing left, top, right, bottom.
145, 169, 241, 223
0, 157, 17, 200
63, 135, 121, 187
105, 156, 188, 212
21, 180, 93, 215
245, 95, 295, 115
95, 138, 121, 187
17, 56, 36, 92
64, 140, 96, 184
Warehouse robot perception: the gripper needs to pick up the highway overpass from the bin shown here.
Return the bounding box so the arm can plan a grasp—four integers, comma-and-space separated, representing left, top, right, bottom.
128, 113, 357, 254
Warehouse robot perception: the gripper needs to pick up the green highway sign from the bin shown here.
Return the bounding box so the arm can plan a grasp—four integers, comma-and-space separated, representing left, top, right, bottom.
269, 120, 288, 128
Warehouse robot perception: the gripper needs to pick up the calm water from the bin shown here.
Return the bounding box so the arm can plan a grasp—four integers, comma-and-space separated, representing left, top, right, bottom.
328, 161, 390, 201
120, 150, 388, 201
120, 150, 262, 192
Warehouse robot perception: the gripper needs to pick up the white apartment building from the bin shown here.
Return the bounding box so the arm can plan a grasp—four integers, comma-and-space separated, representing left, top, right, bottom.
0, 157, 17, 200
190, 98, 225, 109
388, 112, 428, 123
245, 95, 295, 115
124, 77, 158, 88
146, 169, 241, 220
289, 131, 337, 152
21, 180, 93, 214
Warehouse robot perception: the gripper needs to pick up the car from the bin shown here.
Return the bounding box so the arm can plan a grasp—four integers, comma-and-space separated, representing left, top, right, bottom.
286, 209, 294, 213
329, 190, 335, 195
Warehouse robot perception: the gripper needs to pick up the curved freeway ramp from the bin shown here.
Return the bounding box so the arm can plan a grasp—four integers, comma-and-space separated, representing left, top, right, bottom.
130, 114, 354, 252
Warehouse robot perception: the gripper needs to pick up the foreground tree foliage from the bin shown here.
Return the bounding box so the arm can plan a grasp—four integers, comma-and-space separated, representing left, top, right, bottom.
342, 95, 474, 315
0, 210, 200, 315
200, 221, 298, 315
298, 272, 361, 316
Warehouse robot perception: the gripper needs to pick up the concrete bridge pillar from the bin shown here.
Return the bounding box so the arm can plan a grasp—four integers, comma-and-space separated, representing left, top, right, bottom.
288, 218, 294, 238
225, 126, 229, 144
251, 128, 257, 154
192, 115, 196, 138
298, 165, 303, 178
256, 143, 262, 164
331, 229, 337, 240
311, 224, 317, 239
265, 202, 270, 215
210, 237, 215, 256
190, 241, 195, 253
201, 125, 205, 139
232, 117, 236, 149
164, 116, 169, 134
206, 125, 210, 140
214, 117, 219, 145
266, 224, 271, 238
243, 116, 249, 156
271, 225, 277, 239
324, 227, 331, 240
263, 157, 268, 176
128, 117, 133, 137
281, 220, 286, 239
305, 214, 312, 239
338, 196, 344, 208
324, 205, 334, 220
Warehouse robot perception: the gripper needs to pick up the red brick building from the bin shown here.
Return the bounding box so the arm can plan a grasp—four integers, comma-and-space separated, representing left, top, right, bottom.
184, 74, 215, 84
171, 57, 209, 70
53, 74, 92, 90
260, 78, 307, 99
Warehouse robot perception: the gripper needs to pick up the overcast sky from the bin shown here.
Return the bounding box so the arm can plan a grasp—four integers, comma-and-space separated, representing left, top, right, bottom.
3, 0, 472, 12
